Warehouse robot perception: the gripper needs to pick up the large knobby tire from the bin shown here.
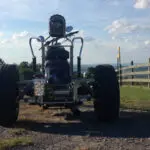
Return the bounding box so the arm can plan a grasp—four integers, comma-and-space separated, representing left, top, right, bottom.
0, 64, 19, 126
93, 65, 120, 121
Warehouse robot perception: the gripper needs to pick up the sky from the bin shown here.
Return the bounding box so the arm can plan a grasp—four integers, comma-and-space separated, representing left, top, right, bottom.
0, 0, 150, 64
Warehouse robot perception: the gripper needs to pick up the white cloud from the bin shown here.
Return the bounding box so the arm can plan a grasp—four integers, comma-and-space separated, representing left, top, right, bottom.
112, 36, 116, 40
73, 30, 95, 42
0, 32, 3, 37
144, 40, 150, 45
124, 38, 129, 43
0, 31, 42, 64
105, 19, 139, 35
134, 0, 150, 9
143, 40, 150, 52
12, 31, 30, 40
105, 18, 150, 45
84, 36, 95, 42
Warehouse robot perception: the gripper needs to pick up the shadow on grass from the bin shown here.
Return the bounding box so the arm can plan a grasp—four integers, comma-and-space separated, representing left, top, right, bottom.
13, 110, 150, 139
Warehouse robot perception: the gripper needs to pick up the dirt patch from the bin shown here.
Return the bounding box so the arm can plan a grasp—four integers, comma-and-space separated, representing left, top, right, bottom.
0, 102, 150, 150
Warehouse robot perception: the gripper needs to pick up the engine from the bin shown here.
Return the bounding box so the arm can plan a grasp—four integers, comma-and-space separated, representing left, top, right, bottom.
45, 45, 71, 84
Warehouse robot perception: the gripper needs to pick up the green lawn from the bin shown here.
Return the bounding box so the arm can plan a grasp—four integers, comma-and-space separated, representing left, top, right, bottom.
120, 86, 150, 110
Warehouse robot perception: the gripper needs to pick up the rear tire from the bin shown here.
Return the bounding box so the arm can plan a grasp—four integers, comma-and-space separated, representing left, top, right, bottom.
0, 65, 19, 126
93, 65, 120, 121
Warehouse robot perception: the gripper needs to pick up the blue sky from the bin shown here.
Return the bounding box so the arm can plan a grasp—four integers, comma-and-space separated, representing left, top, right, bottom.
0, 0, 150, 64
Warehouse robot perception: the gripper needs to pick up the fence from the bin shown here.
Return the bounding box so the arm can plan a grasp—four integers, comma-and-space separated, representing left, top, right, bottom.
116, 58, 150, 87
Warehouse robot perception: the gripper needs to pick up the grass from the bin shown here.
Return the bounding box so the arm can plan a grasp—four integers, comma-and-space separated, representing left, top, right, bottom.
120, 86, 150, 111
8, 128, 27, 136
86, 86, 150, 111
0, 137, 33, 150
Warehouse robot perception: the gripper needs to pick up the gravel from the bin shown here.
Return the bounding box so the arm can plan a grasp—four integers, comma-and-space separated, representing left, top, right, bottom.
0, 103, 150, 150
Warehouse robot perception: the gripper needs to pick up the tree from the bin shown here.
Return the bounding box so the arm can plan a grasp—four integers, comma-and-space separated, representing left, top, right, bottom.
19, 61, 34, 80
29, 63, 41, 73
18, 61, 42, 80
0, 58, 5, 65
86, 67, 96, 78
19, 61, 30, 73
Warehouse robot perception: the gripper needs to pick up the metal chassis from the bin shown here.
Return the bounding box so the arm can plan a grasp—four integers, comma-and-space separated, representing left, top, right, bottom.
18, 78, 94, 107
18, 30, 95, 109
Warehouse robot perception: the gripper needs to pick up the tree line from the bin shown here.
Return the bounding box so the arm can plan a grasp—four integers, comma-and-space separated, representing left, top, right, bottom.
18, 61, 41, 80
18, 62, 95, 80
0, 58, 95, 80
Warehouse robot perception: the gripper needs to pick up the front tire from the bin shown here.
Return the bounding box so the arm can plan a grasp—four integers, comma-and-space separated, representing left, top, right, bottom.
93, 65, 120, 121
0, 65, 19, 126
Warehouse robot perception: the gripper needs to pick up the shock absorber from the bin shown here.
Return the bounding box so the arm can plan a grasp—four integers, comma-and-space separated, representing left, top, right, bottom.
71, 37, 83, 78
77, 56, 81, 78
32, 57, 36, 73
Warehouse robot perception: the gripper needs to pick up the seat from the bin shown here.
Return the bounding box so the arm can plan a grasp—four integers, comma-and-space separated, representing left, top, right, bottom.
46, 46, 69, 60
